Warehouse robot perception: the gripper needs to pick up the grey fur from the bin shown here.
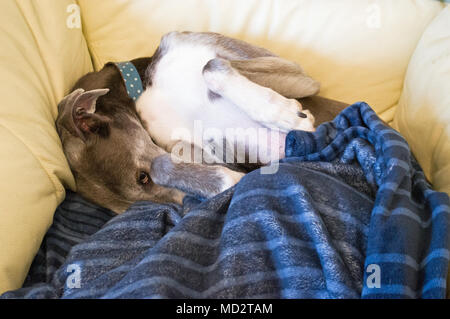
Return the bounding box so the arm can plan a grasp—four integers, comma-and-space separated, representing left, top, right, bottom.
56, 32, 348, 213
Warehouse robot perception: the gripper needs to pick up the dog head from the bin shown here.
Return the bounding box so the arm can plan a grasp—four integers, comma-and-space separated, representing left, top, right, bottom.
56, 61, 181, 213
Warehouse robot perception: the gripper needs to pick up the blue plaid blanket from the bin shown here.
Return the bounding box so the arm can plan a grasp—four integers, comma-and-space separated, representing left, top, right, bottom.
2, 102, 449, 299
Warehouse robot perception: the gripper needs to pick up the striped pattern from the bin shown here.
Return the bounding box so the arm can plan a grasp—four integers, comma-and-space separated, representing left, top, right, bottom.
22, 194, 117, 288
2, 102, 448, 299
286, 102, 450, 298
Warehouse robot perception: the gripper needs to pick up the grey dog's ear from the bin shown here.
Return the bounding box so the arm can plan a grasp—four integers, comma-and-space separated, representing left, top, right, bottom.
57, 88, 110, 141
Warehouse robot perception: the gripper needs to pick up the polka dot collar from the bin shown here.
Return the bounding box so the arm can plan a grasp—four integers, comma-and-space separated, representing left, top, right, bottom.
113, 61, 144, 101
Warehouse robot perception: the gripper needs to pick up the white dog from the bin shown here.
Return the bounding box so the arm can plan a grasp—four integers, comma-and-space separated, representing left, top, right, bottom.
56, 31, 346, 213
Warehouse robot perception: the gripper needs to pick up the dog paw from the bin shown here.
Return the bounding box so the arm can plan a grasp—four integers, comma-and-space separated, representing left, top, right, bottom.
262, 99, 315, 133
288, 108, 316, 132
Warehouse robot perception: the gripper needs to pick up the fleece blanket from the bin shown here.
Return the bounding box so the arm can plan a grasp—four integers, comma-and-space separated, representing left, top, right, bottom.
2, 102, 449, 299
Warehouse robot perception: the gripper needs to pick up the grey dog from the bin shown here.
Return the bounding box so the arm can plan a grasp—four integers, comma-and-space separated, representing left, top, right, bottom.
56, 31, 348, 213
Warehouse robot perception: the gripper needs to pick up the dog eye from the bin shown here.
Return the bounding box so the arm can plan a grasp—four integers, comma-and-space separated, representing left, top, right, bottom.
138, 171, 150, 185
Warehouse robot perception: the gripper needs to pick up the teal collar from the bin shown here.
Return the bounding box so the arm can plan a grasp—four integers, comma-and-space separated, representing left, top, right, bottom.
113, 61, 144, 101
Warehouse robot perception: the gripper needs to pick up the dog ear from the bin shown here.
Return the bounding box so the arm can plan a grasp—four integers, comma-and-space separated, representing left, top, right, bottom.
72, 88, 111, 138
57, 88, 111, 141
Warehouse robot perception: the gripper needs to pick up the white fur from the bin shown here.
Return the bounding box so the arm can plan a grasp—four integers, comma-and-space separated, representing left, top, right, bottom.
136, 34, 314, 165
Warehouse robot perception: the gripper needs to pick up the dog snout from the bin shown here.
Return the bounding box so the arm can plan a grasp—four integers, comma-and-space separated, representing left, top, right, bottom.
150, 154, 174, 186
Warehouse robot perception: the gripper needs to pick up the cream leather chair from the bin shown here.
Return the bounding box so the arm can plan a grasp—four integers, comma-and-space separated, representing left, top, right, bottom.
0, 0, 448, 295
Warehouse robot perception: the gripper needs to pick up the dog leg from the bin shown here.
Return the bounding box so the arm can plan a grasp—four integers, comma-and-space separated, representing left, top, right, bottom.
202, 58, 316, 133
229, 57, 349, 125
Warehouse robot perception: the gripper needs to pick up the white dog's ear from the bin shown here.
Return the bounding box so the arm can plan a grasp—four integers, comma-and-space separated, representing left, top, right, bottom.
57, 88, 110, 141
282, 74, 320, 98
230, 57, 320, 98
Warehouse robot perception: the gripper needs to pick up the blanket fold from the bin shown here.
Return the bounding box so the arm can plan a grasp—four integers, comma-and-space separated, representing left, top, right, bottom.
2, 102, 448, 299
285, 102, 449, 298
